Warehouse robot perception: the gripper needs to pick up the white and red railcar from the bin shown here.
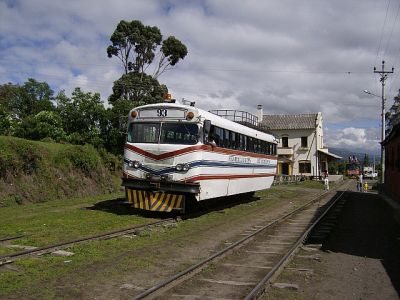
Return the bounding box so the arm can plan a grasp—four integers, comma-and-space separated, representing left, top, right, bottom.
122, 102, 278, 212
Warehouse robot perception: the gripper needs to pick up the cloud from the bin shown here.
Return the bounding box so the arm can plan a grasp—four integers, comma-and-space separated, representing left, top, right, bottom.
0, 0, 399, 153
325, 126, 381, 154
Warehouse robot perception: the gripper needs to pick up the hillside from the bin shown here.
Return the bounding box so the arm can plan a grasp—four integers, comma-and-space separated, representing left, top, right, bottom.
0, 136, 122, 206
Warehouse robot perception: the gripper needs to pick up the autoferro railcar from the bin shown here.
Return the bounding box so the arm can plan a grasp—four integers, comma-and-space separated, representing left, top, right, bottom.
122, 102, 278, 212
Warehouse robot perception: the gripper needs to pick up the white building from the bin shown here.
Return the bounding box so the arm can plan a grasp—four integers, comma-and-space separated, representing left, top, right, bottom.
260, 112, 341, 177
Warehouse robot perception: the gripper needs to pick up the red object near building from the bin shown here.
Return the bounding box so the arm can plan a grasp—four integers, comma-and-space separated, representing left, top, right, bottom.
346, 161, 361, 178
382, 123, 400, 203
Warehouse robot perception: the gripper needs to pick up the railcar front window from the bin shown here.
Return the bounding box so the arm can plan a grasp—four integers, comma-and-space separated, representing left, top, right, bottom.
128, 123, 160, 143
161, 123, 198, 145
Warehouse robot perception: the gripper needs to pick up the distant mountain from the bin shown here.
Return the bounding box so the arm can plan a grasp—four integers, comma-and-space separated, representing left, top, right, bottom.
328, 147, 380, 163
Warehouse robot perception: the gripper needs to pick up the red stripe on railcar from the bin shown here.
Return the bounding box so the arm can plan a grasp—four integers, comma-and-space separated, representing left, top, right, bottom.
124, 143, 277, 161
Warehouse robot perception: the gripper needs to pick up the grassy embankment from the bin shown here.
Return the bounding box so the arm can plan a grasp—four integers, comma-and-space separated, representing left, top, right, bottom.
0, 136, 122, 207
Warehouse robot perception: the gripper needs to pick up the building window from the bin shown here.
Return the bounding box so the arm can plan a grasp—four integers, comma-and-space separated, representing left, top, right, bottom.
282, 136, 288, 147
299, 161, 311, 173
301, 136, 308, 148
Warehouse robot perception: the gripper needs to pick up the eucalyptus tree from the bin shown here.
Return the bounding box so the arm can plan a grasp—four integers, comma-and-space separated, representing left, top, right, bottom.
107, 20, 187, 78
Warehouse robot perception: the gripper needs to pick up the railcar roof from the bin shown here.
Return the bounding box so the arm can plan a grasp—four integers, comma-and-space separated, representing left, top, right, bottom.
132, 103, 277, 143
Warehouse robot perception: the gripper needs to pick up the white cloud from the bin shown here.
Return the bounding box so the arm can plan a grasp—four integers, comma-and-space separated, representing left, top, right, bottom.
0, 0, 399, 153
325, 127, 381, 154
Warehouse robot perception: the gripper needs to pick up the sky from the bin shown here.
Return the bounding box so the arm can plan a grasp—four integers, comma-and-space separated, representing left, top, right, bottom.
1, 0, 400, 155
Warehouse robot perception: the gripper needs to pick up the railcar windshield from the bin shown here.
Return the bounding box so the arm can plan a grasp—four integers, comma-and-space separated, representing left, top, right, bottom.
127, 122, 199, 145
128, 123, 160, 143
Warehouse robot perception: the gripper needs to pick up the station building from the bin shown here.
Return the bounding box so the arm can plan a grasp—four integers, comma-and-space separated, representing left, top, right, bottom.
259, 110, 341, 178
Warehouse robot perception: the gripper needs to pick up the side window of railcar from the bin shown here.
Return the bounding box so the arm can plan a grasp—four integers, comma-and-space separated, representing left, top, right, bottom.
223, 129, 230, 148
213, 126, 223, 147
234, 132, 240, 149
247, 137, 252, 152
267, 142, 272, 155
230, 131, 236, 149
238, 134, 244, 150
253, 138, 258, 153
217, 127, 223, 147
261, 140, 266, 154
258, 139, 262, 153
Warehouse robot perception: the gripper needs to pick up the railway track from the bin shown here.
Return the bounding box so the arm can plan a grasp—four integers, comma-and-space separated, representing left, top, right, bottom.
0, 192, 271, 265
0, 234, 25, 242
131, 180, 352, 300
0, 218, 176, 265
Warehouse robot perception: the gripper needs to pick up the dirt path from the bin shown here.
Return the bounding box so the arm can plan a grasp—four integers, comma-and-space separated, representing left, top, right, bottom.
268, 187, 400, 299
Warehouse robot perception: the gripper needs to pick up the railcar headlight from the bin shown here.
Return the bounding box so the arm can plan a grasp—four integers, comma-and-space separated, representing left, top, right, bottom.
175, 163, 190, 172
128, 160, 141, 169
130, 110, 138, 118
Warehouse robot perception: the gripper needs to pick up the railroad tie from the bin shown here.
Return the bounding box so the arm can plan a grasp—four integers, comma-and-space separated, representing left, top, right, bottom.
245, 250, 281, 255
200, 278, 258, 286
223, 263, 273, 270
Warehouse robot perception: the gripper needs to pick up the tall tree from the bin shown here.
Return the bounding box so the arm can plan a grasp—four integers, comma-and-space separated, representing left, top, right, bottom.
386, 89, 400, 134
153, 35, 188, 79
107, 20, 187, 78
106, 19, 187, 112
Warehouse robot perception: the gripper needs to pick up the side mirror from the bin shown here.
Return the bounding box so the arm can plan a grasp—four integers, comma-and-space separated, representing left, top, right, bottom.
204, 119, 211, 134
203, 120, 212, 145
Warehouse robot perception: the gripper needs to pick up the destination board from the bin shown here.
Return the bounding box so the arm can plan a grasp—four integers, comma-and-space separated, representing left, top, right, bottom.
138, 108, 187, 119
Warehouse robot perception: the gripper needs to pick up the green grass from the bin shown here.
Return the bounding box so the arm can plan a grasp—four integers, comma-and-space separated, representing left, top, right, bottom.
0, 180, 333, 298
0, 192, 154, 254
277, 179, 339, 190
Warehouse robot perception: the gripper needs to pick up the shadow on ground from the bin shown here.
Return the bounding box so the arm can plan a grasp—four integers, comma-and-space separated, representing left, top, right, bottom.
86, 192, 260, 220
314, 191, 400, 296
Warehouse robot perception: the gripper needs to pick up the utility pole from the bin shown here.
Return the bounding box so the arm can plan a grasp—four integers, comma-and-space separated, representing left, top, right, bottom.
373, 60, 394, 184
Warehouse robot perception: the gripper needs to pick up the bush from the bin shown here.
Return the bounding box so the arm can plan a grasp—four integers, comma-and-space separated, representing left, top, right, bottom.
63, 144, 102, 176
14, 111, 67, 142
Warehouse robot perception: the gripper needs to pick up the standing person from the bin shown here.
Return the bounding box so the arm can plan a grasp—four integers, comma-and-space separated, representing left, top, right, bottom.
323, 170, 329, 190
357, 173, 363, 192
324, 176, 330, 190
364, 181, 369, 193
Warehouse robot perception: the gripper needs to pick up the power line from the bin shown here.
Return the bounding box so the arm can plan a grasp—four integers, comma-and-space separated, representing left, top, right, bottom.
383, 0, 400, 58
375, 0, 392, 65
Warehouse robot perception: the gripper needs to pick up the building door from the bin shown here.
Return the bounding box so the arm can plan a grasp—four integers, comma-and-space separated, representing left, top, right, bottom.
281, 163, 289, 175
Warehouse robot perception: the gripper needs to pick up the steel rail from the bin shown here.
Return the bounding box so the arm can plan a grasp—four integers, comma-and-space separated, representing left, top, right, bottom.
0, 234, 25, 242
244, 188, 348, 300
0, 219, 173, 261
131, 186, 340, 300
